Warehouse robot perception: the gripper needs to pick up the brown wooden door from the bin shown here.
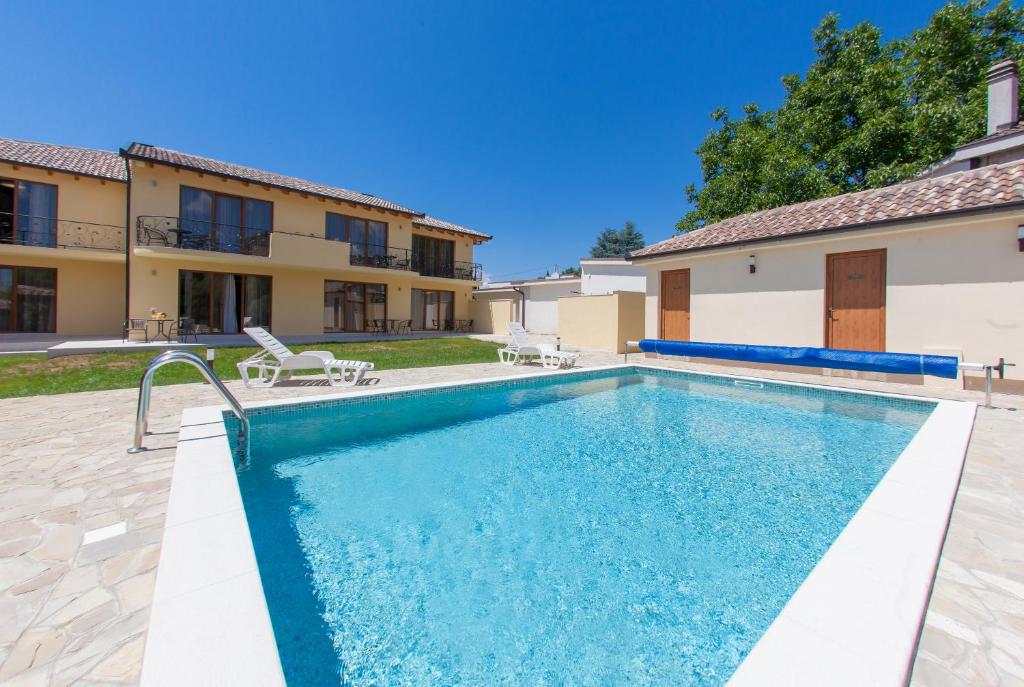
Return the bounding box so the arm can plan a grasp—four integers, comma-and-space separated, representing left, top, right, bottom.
660, 269, 690, 341
825, 249, 886, 351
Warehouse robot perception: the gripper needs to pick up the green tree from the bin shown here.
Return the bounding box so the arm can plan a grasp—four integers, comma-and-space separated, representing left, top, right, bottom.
590, 221, 645, 257
677, 1, 1024, 233
560, 266, 582, 277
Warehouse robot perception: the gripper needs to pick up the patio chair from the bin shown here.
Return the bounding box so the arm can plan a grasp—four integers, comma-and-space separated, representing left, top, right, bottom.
238, 327, 374, 388
123, 319, 148, 343
173, 317, 199, 342
499, 322, 579, 370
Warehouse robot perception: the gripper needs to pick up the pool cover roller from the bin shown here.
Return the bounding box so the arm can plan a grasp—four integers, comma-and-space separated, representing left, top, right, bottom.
636, 339, 960, 379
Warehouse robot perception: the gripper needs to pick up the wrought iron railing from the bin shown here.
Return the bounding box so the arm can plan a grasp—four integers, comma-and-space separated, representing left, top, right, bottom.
1, 212, 125, 251
136, 216, 270, 257
412, 254, 483, 281
349, 244, 413, 270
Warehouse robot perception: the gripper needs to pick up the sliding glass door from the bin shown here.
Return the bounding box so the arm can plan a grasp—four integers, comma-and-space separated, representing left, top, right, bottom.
0, 266, 57, 332
0, 179, 58, 247
323, 281, 386, 332
412, 235, 454, 278
410, 288, 453, 330
178, 270, 271, 333
179, 187, 272, 254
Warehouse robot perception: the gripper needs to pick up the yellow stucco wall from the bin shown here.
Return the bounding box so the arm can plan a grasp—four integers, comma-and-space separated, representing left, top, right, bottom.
0, 163, 127, 334
558, 291, 645, 353
0, 251, 124, 335
469, 293, 513, 334
641, 212, 1024, 381
126, 162, 479, 335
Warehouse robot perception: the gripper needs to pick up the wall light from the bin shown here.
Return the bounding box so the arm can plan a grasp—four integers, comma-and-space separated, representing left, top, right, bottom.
1018, 225, 1024, 251
748, 255, 757, 274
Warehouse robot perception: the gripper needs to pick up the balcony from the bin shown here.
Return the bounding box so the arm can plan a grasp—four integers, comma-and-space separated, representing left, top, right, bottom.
136, 216, 270, 257
1, 211, 125, 252
412, 255, 483, 281
350, 245, 413, 271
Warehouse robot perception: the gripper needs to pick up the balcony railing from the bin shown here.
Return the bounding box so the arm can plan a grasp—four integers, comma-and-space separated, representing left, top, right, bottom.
1, 212, 125, 251
349, 245, 413, 271
136, 216, 270, 257
412, 255, 483, 281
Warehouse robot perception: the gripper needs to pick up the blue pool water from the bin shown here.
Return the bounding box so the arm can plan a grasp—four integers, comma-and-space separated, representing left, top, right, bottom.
233, 368, 933, 686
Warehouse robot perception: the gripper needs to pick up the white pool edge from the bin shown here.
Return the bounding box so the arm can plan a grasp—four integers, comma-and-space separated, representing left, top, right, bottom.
139, 364, 976, 687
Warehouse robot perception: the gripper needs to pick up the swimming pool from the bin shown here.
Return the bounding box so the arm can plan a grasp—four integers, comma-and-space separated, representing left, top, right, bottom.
228, 367, 931, 685
141, 365, 975, 687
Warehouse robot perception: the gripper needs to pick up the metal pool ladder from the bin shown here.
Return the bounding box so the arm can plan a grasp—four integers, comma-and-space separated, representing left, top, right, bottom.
127, 349, 249, 459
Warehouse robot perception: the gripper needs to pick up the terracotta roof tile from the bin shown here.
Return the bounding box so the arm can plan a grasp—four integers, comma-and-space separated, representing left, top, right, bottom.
123, 143, 418, 215
632, 161, 1024, 259
0, 137, 126, 181
413, 214, 491, 240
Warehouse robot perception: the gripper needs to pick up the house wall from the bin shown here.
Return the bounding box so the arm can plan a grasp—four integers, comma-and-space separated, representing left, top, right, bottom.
580, 262, 647, 295
0, 163, 127, 334
559, 291, 645, 353
126, 162, 478, 335
641, 212, 1024, 382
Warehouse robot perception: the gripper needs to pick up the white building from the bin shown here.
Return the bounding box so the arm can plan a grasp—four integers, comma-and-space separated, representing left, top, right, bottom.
474, 275, 581, 334
580, 257, 647, 295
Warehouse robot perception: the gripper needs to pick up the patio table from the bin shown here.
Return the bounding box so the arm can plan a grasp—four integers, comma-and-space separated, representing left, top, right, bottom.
147, 318, 173, 342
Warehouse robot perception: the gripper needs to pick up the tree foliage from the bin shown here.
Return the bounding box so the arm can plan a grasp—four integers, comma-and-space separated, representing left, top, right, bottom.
590, 221, 645, 257
677, 0, 1024, 233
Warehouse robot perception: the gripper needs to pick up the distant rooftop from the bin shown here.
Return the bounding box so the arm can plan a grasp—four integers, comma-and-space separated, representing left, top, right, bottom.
0, 137, 126, 182
633, 160, 1024, 259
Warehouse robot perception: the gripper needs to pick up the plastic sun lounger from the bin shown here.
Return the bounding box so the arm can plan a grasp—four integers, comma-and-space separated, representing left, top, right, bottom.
499, 322, 579, 370
238, 327, 374, 388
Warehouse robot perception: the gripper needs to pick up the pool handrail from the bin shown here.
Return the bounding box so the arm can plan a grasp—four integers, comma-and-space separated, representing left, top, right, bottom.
127, 349, 249, 460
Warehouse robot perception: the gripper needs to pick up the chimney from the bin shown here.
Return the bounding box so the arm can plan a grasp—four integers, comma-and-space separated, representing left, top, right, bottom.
987, 59, 1019, 135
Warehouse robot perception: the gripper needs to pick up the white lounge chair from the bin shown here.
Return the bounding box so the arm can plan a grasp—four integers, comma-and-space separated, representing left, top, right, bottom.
498, 322, 579, 370
238, 327, 374, 388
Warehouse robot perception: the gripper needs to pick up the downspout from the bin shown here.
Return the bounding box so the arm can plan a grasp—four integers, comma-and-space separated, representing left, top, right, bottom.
120, 151, 132, 324
511, 286, 526, 328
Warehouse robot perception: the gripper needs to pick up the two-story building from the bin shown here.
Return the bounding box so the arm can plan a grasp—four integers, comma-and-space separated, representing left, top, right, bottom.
0, 139, 127, 336
0, 137, 490, 337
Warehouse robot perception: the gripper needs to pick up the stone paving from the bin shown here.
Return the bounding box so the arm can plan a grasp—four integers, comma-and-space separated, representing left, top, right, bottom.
0, 351, 1021, 685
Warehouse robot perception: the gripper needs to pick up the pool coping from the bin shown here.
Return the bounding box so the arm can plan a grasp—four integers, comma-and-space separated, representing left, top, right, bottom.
139, 363, 976, 686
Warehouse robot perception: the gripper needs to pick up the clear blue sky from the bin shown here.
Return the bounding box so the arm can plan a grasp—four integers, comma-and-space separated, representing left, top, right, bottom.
3, 0, 945, 280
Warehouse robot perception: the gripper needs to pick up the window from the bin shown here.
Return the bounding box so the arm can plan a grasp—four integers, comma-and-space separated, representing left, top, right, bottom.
179, 187, 272, 255
0, 179, 58, 247
411, 288, 453, 330
0, 266, 57, 332
325, 212, 387, 265
323, 281, 386, 332
412, 234, 454, 278
178, 270, 271, 333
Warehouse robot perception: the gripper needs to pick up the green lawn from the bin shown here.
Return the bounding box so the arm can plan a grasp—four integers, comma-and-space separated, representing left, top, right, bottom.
0, 338, 502, 399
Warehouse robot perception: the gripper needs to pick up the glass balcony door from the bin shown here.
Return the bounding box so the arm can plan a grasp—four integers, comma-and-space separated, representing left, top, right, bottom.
1, 179, 57, 248
179, 187, 272, 254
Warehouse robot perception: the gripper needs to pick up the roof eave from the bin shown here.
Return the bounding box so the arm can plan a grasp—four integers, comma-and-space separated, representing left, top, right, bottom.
631, 200, 1024, 261
119, 148, 423, 219
411, 220, 492, 242
0, 157, 126, 184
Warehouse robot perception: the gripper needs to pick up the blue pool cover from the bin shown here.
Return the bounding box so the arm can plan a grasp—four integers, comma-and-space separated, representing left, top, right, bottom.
637, 339, 960, 379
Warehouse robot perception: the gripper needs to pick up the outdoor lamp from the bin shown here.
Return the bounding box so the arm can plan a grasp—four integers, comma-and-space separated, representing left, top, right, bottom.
748, 255, 757, 274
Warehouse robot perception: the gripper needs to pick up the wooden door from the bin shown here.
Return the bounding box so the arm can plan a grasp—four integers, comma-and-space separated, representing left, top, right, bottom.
825, 249, 886, 351
660, 269, 690, 341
